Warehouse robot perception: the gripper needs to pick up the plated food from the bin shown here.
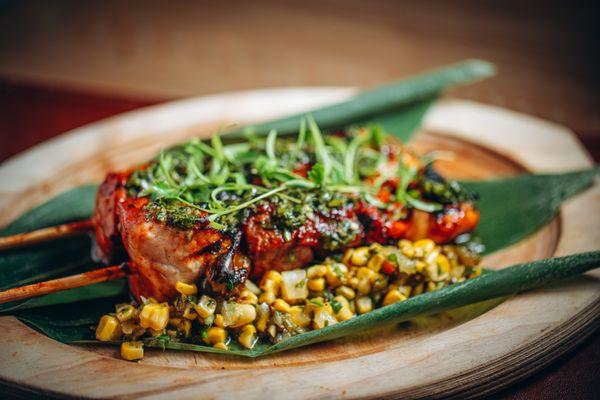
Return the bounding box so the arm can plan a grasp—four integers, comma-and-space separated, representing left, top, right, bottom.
1, 62, 596, 380
84, 118, 482, 359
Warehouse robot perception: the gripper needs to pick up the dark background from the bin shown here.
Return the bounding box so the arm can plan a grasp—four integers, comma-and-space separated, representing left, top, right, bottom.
0, 1, 598, 398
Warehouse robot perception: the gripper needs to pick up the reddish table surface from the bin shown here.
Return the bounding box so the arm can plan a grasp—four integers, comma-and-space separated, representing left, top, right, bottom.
0, 81, 598, 399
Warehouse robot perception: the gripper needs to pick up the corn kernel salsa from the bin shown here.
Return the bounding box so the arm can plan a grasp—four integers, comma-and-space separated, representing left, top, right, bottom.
96, 238, 481, 360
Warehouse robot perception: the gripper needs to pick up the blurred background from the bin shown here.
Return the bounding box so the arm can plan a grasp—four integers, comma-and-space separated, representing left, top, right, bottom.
0, 0, 598, 161
0, 1, 598, 396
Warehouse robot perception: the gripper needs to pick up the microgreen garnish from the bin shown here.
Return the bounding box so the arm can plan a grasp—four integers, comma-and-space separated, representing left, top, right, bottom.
126, 118, 448, 230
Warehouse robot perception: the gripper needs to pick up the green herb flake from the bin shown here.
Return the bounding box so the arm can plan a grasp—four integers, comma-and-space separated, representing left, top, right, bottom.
330, 298, 343, 314
309, 299, 325, 307
295, 279, 307, 289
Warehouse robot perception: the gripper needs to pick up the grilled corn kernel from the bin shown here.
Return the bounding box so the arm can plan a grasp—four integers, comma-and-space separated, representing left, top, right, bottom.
336, 285, 356, 300
336, 307, 354, 322
313, 308, 338, 329
238, 324, 257, 349
264, 270, 283, 284
357, 279, 371, 295
367, 253, 385, 272
369, 243, 383, 252
238, 289, 258, 305
214, 314, 225, 328
121, 320, 137, 335
398, 239, 412, 248
398, 285, 412, 298
244, 279, 261, 295
426, 247, 441, 264
261, 271, 283, 293
203, 314, 215, 326
333, 295, 354, 322
307, 264, 327, 279
427, 281, 437, 292
290, 306, 311, 327
357, 267, 376, 280
349, 300, 356, 314
115, 303, 135, 322
451, 264, 466, 279
214, 342, 228, 350
175, 281, 198, 296
267, 324, 277, 338
400, 247, 414, 258
178, 319, 192, 337
256, 303, 271, 332
95, 315, 122, 341
398, 239, 415, 257
258, 290, 276, 305
355, 296, 373, 314
342, 248, 354, 265
205, 326, 228, 344
351, 247, 370, 266
325, 263, 348, 288
383, 289, 407, 306
182, 304, 198, 320
221, 302, 256, 328
272, 298, 291, 313
372, 274, 389, 292
307, 278, 326, 292
413, 283, 424, 296
194, 295, 217, 318
414, 239, 435, 257
305, 297, 327, 314
120, 341, 144, 361
139, 303, 170, 331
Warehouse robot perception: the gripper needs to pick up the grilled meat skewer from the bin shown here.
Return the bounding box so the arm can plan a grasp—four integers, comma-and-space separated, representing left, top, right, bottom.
1, 125, 480, 303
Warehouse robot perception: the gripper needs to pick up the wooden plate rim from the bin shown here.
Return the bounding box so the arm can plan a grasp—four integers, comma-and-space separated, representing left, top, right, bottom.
0, 88, 597, 399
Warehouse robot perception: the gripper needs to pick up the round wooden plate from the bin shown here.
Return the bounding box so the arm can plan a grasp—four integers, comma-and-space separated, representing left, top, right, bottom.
0, 88, 598, 399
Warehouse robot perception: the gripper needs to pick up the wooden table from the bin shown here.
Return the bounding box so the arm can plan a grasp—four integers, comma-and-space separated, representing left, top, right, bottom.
0, 0, 598, 157
0, 1, 598, 398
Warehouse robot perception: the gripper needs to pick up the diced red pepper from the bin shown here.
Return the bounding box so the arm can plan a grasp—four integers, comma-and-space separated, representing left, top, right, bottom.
381, 260, 396, 275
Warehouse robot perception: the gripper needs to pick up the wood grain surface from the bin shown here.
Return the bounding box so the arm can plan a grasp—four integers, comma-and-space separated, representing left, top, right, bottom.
0, 0, 598, 157
0, 89, 597, 399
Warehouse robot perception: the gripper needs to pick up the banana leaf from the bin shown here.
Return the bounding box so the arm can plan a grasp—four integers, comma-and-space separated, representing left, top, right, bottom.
0, 185, 125, 313
14, 252, 600, 357
1, 168, 597, 356
226, 59, 495, 141
70, 251, 599, 357
464, 167, 599, 254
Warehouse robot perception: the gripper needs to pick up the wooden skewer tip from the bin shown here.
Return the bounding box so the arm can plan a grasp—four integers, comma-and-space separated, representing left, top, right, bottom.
0, 219, 94, 251
0, 264, 127, 305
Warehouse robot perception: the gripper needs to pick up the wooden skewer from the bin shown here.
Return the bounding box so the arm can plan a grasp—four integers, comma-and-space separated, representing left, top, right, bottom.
0, 264, 127, 305
0, 219, 94, 251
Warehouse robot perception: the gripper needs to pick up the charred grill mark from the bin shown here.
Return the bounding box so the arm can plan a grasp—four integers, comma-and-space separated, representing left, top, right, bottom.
202, 240, 223, 256
210, 230, 248, 294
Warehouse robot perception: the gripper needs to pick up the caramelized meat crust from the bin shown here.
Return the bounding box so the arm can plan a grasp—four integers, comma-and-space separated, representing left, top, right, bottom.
244, 203, 364, 277
92, 168, 479, 302
91, 172, 129, 264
